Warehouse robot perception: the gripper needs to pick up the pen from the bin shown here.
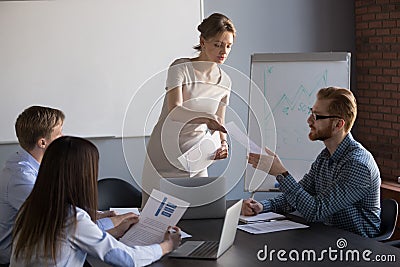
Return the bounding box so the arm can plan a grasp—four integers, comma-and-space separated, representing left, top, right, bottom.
245, 218, 287, 224
250, 191, 255, 199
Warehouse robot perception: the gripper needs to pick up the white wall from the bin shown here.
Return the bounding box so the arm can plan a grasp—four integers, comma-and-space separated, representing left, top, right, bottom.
0, 0, 355, 201
0, 0, 200, 141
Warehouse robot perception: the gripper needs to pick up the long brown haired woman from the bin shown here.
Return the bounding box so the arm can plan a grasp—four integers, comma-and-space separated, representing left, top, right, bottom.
11, 136, 180, 266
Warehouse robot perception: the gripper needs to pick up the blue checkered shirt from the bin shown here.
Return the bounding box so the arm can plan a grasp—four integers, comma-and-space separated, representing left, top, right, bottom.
260, 133, 381, 237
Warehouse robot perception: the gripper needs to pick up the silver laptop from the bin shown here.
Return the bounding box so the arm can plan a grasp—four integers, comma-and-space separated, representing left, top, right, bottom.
168, 199, 243, 259
159, 176, 226, 219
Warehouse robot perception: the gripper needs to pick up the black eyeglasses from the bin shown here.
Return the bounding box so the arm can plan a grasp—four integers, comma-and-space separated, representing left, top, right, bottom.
309, 108, 342, 121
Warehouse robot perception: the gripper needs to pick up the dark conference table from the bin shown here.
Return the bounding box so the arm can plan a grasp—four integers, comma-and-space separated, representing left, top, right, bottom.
150, 204, 400, 267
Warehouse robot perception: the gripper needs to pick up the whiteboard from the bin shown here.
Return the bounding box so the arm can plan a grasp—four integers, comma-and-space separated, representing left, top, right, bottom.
246, 52, 351, 192
0, 0, 201, 142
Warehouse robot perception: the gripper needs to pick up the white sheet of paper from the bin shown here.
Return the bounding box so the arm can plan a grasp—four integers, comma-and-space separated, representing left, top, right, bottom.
110, 207, 191, 238
226, 121, 266, 193
177, 131, 220, 177
239, 212, 286, 224
120, 189, 189, 246
110, 207, 140, 215
180, 231, 192, 239
237, 220, 308, 234
225, 121, 262, 154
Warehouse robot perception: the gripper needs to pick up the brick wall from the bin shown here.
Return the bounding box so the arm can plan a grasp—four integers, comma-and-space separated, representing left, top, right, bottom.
354, 0, 400, 183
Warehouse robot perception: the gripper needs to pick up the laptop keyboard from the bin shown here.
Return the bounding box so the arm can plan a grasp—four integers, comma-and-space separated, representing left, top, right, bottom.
190, 241, 219, 257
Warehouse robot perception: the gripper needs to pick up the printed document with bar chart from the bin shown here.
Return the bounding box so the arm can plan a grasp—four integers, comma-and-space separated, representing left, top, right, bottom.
120, 189, 189, 246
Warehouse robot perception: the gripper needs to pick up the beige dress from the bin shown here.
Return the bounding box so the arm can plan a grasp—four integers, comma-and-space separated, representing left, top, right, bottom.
141, 58, 231, 206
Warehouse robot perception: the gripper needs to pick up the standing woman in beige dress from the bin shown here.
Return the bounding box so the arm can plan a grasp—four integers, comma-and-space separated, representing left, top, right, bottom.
142, 13, 236, 206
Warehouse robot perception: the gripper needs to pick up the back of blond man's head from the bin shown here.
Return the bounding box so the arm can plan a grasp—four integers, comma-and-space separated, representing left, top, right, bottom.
15, 106, 65, 151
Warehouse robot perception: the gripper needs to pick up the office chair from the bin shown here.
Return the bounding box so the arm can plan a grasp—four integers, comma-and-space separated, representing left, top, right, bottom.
97, 178, 142, 210
372, 198, 398, 241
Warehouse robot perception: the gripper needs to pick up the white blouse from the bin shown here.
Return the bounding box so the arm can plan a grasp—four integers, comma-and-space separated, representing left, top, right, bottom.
10, 207, 162, 267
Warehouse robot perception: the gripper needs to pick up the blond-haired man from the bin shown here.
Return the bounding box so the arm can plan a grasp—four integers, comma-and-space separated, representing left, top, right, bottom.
243, 87, 381, 238
0, 106, 64, 264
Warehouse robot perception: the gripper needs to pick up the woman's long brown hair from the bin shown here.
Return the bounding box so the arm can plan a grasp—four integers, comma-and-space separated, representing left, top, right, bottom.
12, 136, 99, 264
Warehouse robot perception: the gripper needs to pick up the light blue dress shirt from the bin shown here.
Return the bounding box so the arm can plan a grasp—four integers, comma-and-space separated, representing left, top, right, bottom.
0, 149, 39, 264
10, 207, 162, 267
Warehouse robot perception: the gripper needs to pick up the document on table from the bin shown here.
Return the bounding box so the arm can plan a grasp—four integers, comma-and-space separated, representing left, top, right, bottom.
111, 206, 192, 239
177, 130, 220, 177
239, 212, 286, 224
237, 220, 309, 234
120, 189, 189, 246
225, 121, 262, 154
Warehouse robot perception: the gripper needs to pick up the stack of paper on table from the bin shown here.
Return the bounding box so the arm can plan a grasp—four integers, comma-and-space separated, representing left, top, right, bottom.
238, 220, 309, 234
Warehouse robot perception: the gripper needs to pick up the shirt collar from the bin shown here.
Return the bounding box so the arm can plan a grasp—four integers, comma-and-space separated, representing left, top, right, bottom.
17, 147, 40, 172
320, 133, 353, 163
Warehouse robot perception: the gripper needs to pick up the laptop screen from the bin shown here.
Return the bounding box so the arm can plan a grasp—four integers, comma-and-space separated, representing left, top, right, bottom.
168, 199, 243, 259
217, 199, 242, 257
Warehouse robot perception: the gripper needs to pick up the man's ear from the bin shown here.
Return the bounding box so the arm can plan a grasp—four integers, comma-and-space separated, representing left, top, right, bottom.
37, 138, 46, 149
336, 119, 345, 130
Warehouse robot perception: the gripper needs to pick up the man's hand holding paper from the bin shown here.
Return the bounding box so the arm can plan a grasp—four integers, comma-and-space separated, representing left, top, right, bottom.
248, 147, 287, 176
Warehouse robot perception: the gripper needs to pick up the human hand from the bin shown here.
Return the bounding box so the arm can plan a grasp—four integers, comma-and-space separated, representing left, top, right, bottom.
109, 212, 139, 227
106, 215, 138, 239
206, 116, 227, 133
248, 147, 287, 176
214, 143, 229, 160
160, 226, 182, 255
242, 198, 263, 216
